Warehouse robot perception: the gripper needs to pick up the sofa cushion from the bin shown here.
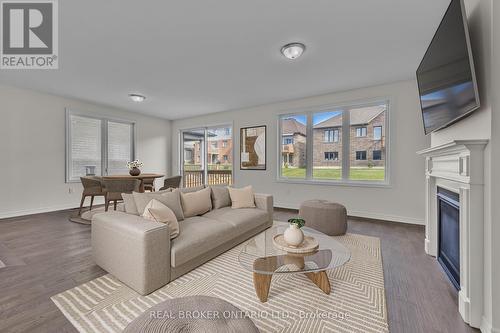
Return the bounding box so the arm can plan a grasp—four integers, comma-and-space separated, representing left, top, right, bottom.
203, 207, 268, 234
133, 190, 184, 221
180, 187, 212, 218
170, 216, 236, 267
122, 193, 139, 215
142, 199, 180, 239
210, 186, 231, 209
228, 186, 256, 209
180, 185, 205, 193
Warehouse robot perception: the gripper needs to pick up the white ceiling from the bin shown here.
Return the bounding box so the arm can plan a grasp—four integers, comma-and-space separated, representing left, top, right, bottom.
0, 0, 451, 119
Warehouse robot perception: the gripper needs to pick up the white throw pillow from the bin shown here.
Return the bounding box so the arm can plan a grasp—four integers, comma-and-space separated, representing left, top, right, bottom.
180, 187, 212, 218
142, 199, 179, 239
228, 185, 256, 209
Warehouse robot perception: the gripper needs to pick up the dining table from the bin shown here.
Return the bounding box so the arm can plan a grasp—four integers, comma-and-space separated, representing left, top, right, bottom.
102, 173, 164, 193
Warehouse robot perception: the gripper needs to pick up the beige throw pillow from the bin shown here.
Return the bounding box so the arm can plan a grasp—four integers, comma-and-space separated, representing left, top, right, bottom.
133, 190, 184, 221
228, 186, 256, 209
122, 193, 139, 215
180, 187, 212, 218
142, 199, 179, 239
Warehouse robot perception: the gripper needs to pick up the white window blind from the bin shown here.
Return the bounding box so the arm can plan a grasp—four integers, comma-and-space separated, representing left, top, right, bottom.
66, 111, 135, 182
69, 115, 102, 180
107, 121, 133, 175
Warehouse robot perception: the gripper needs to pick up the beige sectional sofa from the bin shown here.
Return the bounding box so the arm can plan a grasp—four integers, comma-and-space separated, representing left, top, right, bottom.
91, 187, 273, 295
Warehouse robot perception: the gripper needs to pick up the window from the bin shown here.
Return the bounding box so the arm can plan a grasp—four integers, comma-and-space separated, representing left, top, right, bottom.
107, 121, 134, 175
356, 127, 367, 137
278, 100, 388, 184
324, 152, 338, 161
324, 129, 339, 142
356, 151, 367, 160
181, 125, 233, 187
280, 115, 306, 179
373, 126, 382, 141
66, 111, 135, 182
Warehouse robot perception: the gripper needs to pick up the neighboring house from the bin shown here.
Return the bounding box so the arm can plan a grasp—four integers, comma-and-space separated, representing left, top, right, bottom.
282, 105, 386, 168
281, 118, 307, 168
184, 129, 233, 167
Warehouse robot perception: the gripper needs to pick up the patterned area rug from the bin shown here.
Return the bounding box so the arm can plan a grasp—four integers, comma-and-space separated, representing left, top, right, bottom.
52, 231, 388, 333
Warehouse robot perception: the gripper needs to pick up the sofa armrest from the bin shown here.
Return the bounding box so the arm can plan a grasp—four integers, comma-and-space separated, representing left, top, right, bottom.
91, 211, 170, 295
254, 193, 273, 224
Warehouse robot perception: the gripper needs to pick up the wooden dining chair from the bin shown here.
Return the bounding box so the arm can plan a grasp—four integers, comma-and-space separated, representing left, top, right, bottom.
102, 179, 141, 211
79, 177, 105, 216
159, 175, 182, 191
143, 178, 155, 192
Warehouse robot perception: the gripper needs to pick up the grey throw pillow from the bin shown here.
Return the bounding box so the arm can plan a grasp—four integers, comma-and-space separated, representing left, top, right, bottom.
210, 186, 231, 209
133, 190, 184, 221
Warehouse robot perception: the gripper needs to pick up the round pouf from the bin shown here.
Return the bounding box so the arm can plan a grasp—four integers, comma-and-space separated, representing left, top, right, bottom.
123, 295, 259, 333
299, 200, 347, 236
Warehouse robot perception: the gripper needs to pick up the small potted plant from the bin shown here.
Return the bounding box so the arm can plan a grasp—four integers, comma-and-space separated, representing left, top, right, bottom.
127, 160, 144, 176
284, 218, 306, 247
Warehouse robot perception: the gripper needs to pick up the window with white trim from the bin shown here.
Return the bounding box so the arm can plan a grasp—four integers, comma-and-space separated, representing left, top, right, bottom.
66, 111, 135, 182
278, 100, 388, 184
324, 128, 339, 143
356, 127, 367, 137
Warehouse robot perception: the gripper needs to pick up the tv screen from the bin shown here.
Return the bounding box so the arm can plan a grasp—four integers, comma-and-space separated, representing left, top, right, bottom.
416, 0, 479, 135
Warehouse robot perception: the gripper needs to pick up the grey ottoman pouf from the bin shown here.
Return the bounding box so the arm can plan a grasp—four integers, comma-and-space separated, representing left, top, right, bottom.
123, 295, 259, 333
299, 200, 347, 236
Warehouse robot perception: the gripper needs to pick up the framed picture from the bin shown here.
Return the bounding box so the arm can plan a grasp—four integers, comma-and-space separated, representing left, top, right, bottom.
240, 125, 266, 170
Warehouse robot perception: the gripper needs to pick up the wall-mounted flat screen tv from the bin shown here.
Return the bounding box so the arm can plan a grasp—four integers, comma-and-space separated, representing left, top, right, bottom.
416, 0, 480, 135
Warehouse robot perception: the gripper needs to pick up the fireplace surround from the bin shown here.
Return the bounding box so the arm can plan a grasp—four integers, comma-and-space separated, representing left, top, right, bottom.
418, 140, 488, 329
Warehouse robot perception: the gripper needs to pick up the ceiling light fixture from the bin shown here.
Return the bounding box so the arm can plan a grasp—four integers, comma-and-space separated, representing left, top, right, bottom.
281, 42, 306, 60
129, 93, 146, 102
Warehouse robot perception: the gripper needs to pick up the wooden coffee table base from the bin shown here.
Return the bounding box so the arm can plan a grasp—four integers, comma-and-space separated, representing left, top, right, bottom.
253, 270, 331, 303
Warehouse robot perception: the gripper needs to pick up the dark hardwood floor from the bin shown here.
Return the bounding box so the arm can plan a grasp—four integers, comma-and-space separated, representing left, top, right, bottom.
0, 208, 478, 333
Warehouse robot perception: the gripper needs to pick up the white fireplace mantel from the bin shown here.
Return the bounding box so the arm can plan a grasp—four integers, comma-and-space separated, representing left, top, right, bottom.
417, 140, 488, 329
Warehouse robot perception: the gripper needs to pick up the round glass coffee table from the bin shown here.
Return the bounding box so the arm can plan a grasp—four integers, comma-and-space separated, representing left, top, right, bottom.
238, 224, 351, 302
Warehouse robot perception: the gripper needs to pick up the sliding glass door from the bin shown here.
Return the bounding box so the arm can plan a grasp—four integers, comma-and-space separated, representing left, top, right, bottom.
180, 125, 233, 187
181, 129, 205, 187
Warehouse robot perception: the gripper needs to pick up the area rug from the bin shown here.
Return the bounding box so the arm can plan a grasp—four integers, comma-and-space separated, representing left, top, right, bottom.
51, 230, 388, 333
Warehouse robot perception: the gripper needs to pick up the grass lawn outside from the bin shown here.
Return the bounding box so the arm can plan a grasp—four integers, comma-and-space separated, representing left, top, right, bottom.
281, 167, 385, 181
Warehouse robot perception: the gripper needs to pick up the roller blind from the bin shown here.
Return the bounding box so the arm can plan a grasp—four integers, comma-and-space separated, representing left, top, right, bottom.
66, 112, 135, 182
69, 115, 102, 180
107, 121, 133, 175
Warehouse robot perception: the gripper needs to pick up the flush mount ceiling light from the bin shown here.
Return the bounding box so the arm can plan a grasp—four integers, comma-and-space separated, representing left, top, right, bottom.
281, 42, 306, 60
128, 93, 146, 102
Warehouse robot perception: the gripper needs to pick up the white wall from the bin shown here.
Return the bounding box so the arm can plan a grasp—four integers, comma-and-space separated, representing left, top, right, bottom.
171, 80, 430, 224
429, 0, 496, 331
490, 0, 500, 331
0, 85, 171, 218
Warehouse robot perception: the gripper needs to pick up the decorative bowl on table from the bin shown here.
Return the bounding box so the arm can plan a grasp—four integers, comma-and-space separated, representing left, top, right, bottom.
272, 234, 319, 254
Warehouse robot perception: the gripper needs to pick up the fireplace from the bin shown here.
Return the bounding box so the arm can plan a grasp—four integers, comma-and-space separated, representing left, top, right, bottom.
437, 187, 460, 289
418, 140, 488, 328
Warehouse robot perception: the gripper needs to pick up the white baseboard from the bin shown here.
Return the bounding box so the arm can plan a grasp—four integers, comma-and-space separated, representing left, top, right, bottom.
0, 198, 105, 220
275, 201, 425, 225
480, 316, 500, 333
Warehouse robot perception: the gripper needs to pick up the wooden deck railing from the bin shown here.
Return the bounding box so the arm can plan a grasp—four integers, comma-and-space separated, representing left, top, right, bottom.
183, 170, 232, 187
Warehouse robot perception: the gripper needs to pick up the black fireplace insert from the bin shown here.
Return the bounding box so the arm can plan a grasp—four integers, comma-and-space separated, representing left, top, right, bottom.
437, 187, 460, 290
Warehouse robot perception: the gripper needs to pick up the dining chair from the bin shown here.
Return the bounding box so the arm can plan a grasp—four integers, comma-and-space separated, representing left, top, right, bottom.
102, 179, 141, 211
143, 178, 155, 192
79, 177, 105, 216
159, 175, 182, 191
